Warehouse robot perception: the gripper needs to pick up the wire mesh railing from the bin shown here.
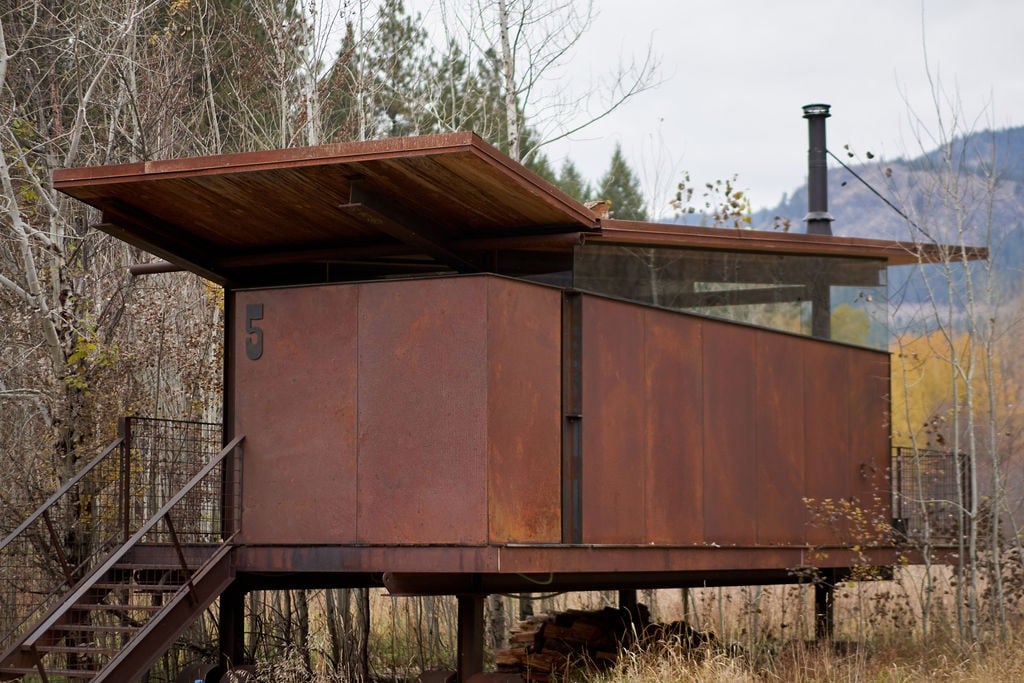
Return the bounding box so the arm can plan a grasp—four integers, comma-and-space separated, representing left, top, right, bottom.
892, 447, 968, 546
0, 417, 223, 658
122, 417, 224, 542
18, 436, 244, 679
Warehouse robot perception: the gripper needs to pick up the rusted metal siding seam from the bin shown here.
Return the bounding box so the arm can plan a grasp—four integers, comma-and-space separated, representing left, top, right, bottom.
354, 284, 362, 543
561, 291, 583, 544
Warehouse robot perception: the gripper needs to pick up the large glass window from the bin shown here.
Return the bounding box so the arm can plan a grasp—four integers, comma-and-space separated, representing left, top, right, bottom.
573, 245, 888, 350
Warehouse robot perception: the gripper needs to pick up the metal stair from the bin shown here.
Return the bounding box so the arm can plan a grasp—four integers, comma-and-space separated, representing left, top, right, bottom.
0, 419, 242, 682
0, 543, 233, 682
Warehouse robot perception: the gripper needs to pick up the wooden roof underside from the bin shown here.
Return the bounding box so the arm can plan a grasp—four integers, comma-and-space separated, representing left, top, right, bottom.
53, 132, 984, 285
54, 133, 597, 285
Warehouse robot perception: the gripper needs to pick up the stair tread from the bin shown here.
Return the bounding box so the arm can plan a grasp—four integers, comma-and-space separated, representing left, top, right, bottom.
92, 582, 185, 590
51, 624, 139, 633
36, 644, 121, 654
72, 603, 164, 612
0, 666, 96, 678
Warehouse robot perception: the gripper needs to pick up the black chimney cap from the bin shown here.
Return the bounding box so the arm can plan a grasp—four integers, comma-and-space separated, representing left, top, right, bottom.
802, 103, 831, 118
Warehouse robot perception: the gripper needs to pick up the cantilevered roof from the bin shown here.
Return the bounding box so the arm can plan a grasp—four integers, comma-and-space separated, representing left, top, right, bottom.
54, 133, 597, 285
54, 132, 985, 286
584, 221, 986, 266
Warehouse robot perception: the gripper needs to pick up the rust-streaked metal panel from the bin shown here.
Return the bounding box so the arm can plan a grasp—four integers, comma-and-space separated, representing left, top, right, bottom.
494, 544, 891, 575
754, 331, 807, 545
356, 278, 489, 544
234, 543, 904, 581
581, 297, 647, 544
701, 320, 758, 544
803, 341, 852, 545
235, 544, 501, 575
847, 350, 892, 536
643, 307, 704, 545
233, 286, 358, 544
486, 278, 562, 543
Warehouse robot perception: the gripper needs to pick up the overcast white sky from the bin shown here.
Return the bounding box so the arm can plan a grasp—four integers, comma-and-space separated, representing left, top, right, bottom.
402, 0, 1024, 214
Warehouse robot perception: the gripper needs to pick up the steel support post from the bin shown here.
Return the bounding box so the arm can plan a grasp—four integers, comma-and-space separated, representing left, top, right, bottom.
618, 589, 638, 622
457, 595, 484, 682
219, 583, 246, 671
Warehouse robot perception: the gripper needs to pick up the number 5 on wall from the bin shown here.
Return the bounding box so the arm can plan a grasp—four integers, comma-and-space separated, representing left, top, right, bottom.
246, 303, 264, 360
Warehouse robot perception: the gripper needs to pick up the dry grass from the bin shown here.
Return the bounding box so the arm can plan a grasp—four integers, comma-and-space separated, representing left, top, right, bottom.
594, 635, 1024, 682
248, 564, 1024, 682
254, 636, 1024, 683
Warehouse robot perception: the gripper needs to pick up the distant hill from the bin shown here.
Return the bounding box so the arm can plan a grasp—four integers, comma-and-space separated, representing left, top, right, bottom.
748, 126, 1024, 301
752, 127, 1023, 236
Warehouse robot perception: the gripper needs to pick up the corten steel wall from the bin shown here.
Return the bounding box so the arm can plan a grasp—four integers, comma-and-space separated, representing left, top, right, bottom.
579, 295, 891, 548
231, 275, 890, 555
231, 276, 562, 546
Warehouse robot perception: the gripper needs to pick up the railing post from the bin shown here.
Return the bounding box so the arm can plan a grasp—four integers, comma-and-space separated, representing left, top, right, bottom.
119, 417, 132, 541
894, 447, 903, 521
959, 450, 969, 538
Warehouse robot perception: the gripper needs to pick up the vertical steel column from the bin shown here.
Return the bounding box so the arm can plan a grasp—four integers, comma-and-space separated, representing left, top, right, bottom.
219, 582, 246, 671
222, 289, 238, 540
810, 284, 831, 340
618, 589, 638, 623
457, 595, 484, 682
561, 291, 583, 544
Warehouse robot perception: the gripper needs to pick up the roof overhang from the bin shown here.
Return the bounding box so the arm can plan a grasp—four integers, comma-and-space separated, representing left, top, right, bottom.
590, 221, 988, 266
54, 133, 986, 286
54, 133, 598, 286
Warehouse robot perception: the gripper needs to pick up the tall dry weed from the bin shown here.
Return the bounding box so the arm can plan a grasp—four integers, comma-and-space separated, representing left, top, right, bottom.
591, 630, 1024, 683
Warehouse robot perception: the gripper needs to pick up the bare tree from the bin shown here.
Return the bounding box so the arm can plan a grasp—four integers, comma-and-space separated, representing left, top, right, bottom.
885, 74, 1022, 642
436, 0, 658, 163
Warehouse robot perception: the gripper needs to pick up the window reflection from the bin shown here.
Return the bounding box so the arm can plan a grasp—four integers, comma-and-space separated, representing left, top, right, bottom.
573, 245, 888, 350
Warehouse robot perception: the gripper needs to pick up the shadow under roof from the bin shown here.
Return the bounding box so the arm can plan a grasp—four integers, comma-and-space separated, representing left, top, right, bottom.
54, 133, 597, 285
53, 132, 984, 286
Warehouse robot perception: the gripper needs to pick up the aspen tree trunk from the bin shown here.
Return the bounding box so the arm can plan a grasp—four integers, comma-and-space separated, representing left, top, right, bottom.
296, 590, 311, 672
325, 589, 343, 671
496, 0, 519, 161
487, 594, 507, 649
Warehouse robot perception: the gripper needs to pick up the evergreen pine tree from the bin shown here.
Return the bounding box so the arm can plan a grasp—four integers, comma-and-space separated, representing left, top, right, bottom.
526, 152, 557, 183
366, 0, 433, 137
321, 0, 434, 141
556, 159, 592, 202
597, 144, 647, 220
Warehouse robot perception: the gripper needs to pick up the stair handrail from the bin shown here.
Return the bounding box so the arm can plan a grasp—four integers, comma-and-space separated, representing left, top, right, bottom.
0, 436, 128, 654
20, 435, 244, 651
92, 536, 238, 683
0, 437, 124, 553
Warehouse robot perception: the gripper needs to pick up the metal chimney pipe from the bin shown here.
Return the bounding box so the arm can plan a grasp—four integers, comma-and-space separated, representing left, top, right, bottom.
802, 103, 834, 235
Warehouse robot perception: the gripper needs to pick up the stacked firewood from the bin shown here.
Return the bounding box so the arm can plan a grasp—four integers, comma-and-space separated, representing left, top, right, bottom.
494, 606, 711, 682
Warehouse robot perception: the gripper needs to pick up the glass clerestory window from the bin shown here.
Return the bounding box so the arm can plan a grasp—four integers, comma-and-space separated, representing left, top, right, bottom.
573, 244, 888, 350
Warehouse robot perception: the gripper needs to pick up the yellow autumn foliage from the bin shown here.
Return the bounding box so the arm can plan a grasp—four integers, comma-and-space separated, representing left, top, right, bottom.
889, 330, 1013, 448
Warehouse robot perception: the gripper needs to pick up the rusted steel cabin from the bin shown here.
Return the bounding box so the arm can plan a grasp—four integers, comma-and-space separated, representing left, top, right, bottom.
21, 130, 974, 679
